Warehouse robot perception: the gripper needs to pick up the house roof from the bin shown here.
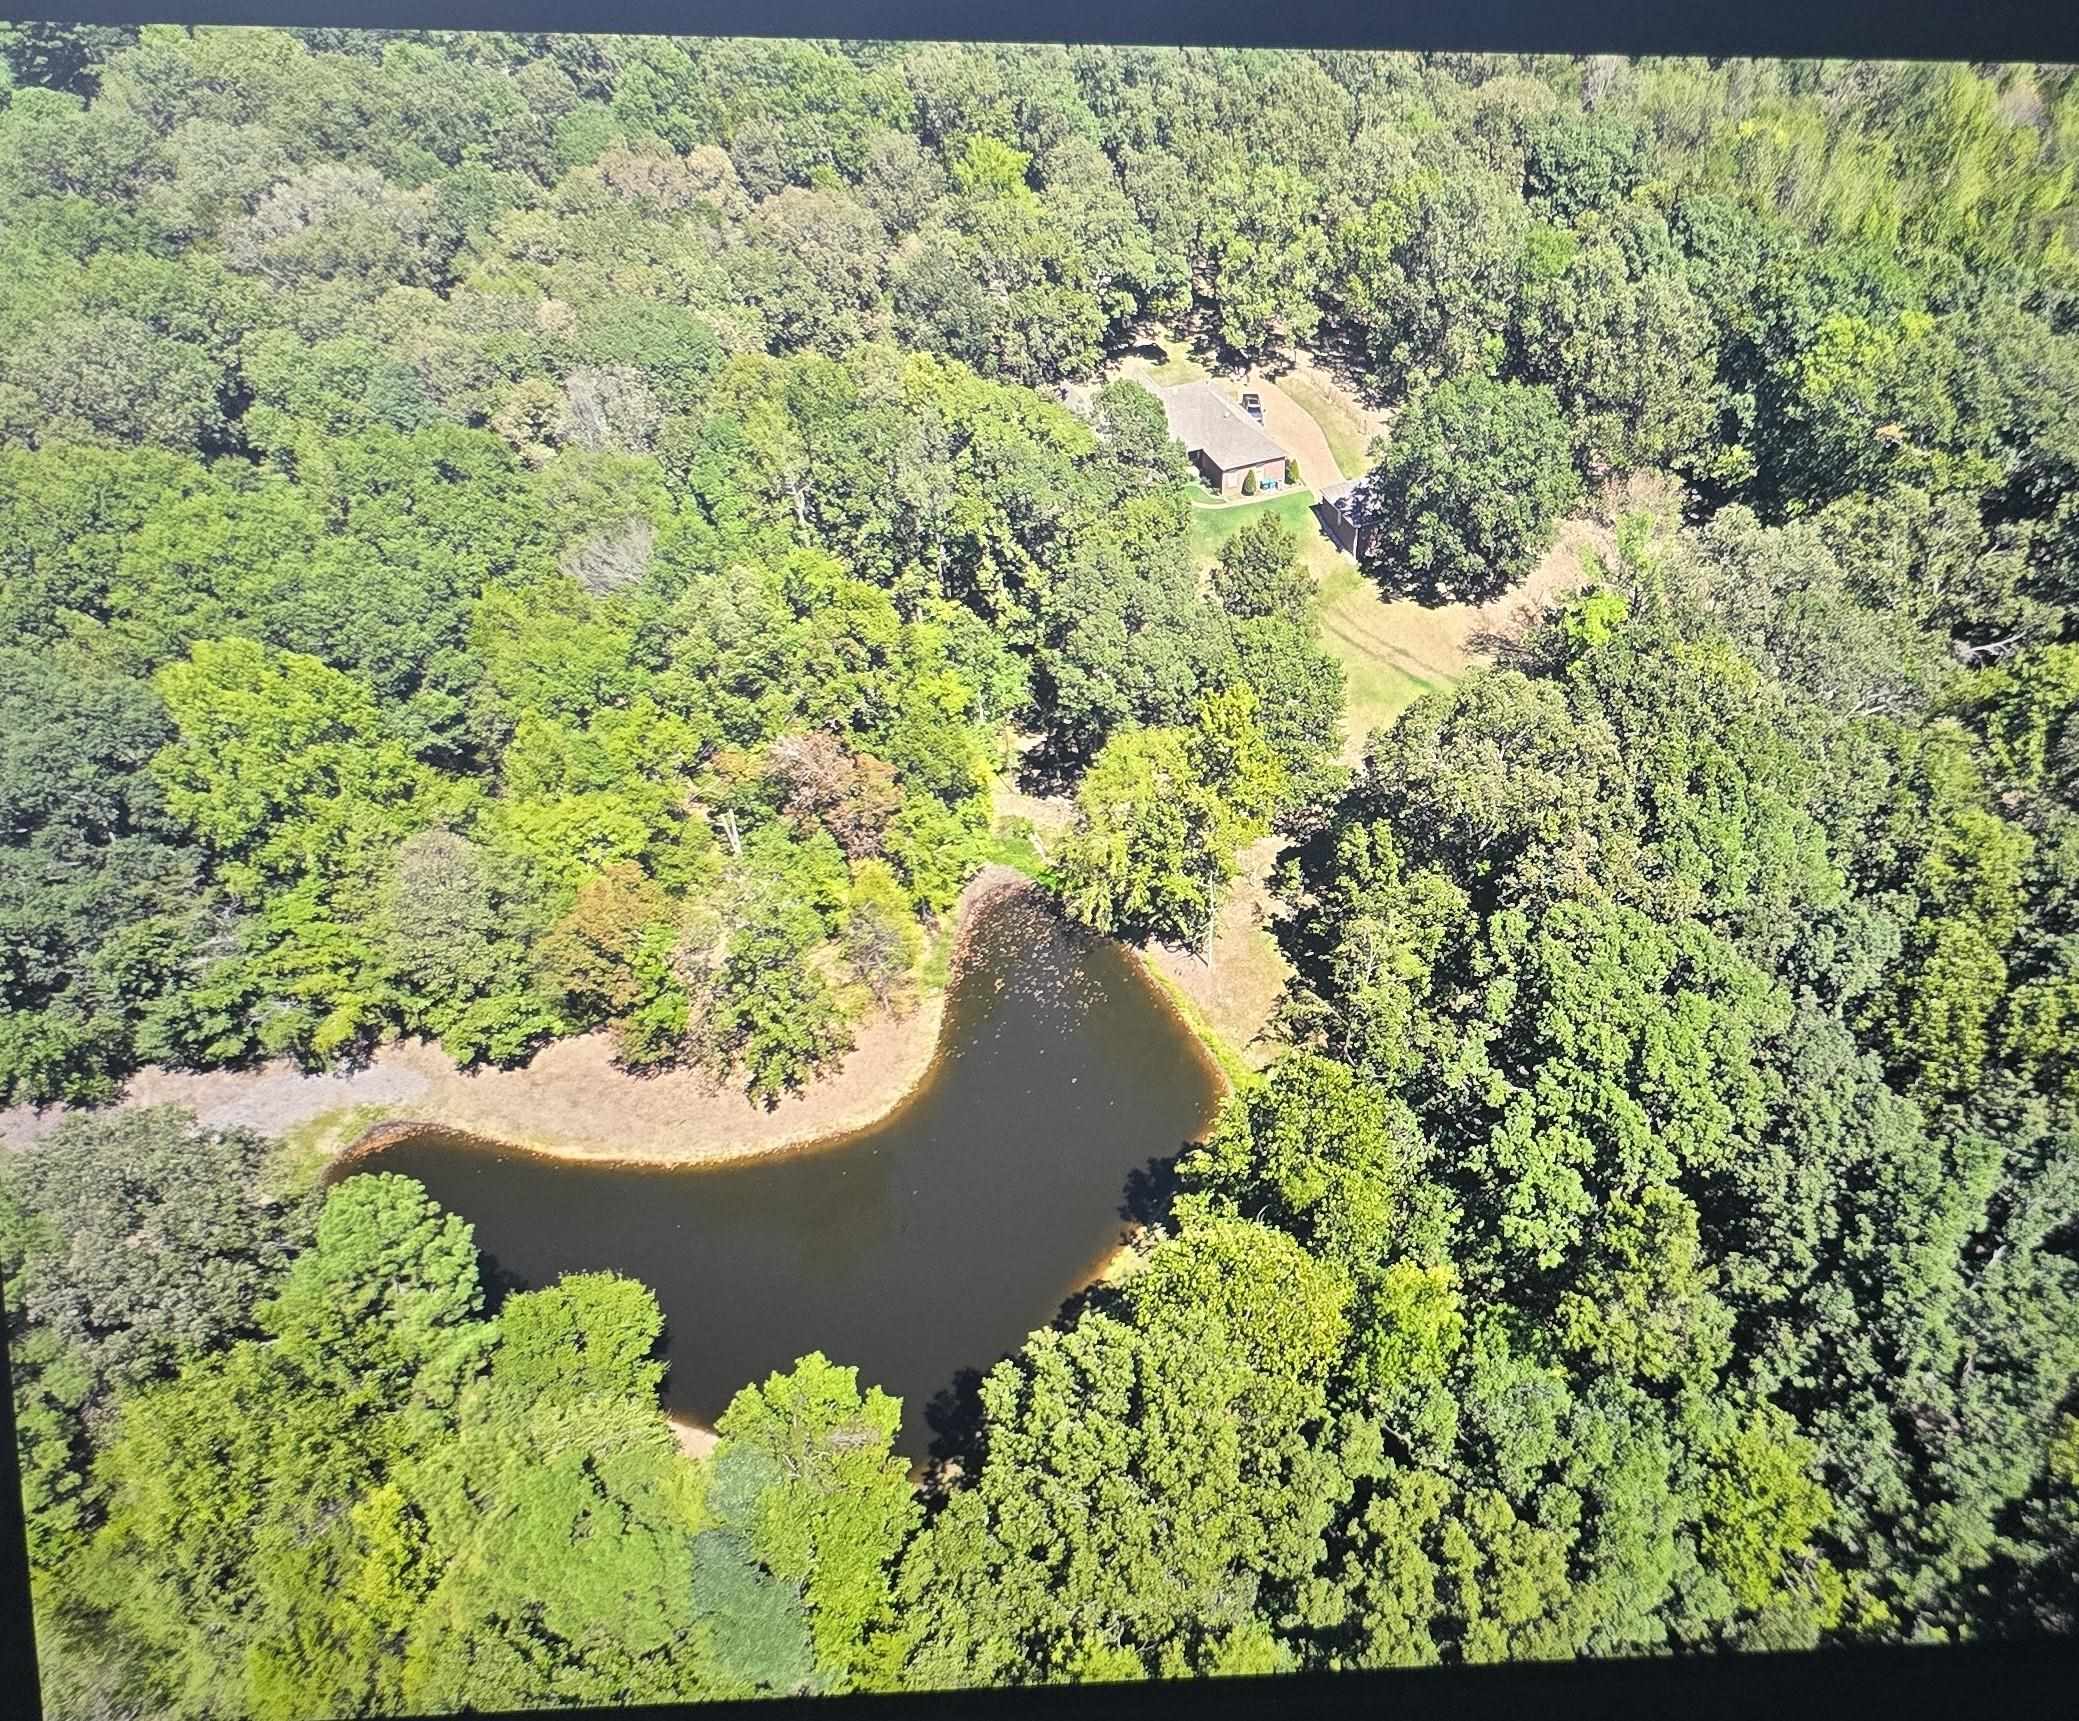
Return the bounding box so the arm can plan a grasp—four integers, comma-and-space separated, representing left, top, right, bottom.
1154, 382, 1288, 472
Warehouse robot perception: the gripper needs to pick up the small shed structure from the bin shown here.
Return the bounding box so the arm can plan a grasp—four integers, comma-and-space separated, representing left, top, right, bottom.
1317, 476, 1386, 562
1154, 382, 1291, 496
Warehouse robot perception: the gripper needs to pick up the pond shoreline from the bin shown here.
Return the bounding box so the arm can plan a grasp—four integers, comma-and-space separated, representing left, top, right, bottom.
327, 872, 1229, 1461
649, 1199, 1167, 1476
1, 865, 1048, 1172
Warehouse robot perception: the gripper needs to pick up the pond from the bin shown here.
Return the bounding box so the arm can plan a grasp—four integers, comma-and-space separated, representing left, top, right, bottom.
337, 885, 1226, 1460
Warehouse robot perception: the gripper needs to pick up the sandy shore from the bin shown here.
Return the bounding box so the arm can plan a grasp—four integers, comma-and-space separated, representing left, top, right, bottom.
0, 866, 1038, 1170
667, 1415, 720, 1461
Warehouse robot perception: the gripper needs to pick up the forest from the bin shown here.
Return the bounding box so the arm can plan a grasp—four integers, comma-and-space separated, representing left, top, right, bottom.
5, 22, 2079, 1717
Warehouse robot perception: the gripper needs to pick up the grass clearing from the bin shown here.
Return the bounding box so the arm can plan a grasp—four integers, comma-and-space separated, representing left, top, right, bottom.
268, 1102, 398, 1193
1140, 958, 1253, 1093
1185, 490, 1454, 753
978, 822, 1049, 879
1142, 348, 1207, 386
1156, 340, 1501, 759
1113, 334, 1210, 388
1315, 564, 1454, 750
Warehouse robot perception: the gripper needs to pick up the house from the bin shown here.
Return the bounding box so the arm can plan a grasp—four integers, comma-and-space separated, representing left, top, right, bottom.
1317, 475, 1385, 562
1154, 382, 1291, 497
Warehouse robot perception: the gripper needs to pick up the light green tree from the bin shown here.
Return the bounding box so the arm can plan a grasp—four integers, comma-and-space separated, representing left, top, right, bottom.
704, 1352, 920, 1691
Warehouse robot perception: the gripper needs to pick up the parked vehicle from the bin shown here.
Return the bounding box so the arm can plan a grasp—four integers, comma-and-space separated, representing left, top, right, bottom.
1241, 391, 1264, 422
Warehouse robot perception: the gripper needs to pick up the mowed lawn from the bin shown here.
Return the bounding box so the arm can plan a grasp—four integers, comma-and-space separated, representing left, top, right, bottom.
1313, 565, 1455, 755
1114, 335, 1211, 389
1185, 487, 1323, 565
1189, 490, 1452, 759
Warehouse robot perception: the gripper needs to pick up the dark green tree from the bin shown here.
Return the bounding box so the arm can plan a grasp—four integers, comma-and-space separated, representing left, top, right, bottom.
1359, 376, 1580, 602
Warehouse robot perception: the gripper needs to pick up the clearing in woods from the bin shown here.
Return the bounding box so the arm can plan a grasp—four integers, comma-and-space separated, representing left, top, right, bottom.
1186, 487, 1444, 758
1264, 350, 1385, 480
1182, 448, 1620, 765
1168, 486, 1614, 1069
1129, 329, 1509, 758
1096, 330, 1619, 1069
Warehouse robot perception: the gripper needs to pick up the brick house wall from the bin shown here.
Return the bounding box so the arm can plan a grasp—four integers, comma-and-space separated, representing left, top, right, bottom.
1207, 454, 1289, 496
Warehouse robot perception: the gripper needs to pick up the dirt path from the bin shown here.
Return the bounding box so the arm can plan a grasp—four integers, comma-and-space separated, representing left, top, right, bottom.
0, 867, 1037, 1170
1262, 346, 1391, 479
993, 776, 1076, 856
1230, 373, 1339, 490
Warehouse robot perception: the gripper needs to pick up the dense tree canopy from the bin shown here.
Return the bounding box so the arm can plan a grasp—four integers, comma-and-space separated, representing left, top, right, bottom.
7, 33, 2079, 1088
8, 29, 2079, 1721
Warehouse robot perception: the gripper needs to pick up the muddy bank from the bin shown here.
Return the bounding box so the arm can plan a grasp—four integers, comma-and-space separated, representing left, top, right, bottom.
1, 866, 1039, 1170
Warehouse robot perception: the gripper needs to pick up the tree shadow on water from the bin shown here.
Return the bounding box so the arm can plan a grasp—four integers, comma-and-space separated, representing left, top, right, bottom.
477, 1251, 531, 1314
923, 1365, 987, 1489
916, 1142, 1202, 1492
1051, 1272, 1129, 1336
1120, 1150, 1184, 1231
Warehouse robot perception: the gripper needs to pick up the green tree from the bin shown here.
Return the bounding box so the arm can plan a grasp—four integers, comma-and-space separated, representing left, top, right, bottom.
0, 647, 203, 1103
83, 1336, 383, 1718
1230, 612, 1347, 806
262, 1173, 490, 1415
1359, 375, 1580, 602
1695, 1404, 1835, 1617
2, 1107, 313, 1405
675, 828, 857, 1101
1511, 210, 1722, 478
706, 1352, 920, 1690
535, 859, 673, 1028
70, 1172, 490, 1719
378, 829, 556, 1066
1212, 514, 1312, 620
1522, 111, 1646, 224
0, 22, 137, 94
843, 858, 922, 1011
150, 638, 469, 1062
1177, 1053, 1427, 1278
1339, 169, 1527, 389
1552, 1185, 1734, 1388
1054, 725, 1241, 948
1199, 163, 1327, 355
486, 1272, 668, 1411
886, 1220, 1345, 1687
398, 1277, 702, 1713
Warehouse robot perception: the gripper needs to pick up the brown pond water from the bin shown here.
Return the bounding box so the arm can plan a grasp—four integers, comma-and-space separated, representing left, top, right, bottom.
335, 889, 1225, 1460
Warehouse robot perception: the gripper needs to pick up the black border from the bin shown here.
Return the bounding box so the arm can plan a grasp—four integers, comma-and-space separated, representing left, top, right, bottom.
0, 1286, 37, 1720
8, 0, 2079, 63
328, 1640, 2079, 1720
